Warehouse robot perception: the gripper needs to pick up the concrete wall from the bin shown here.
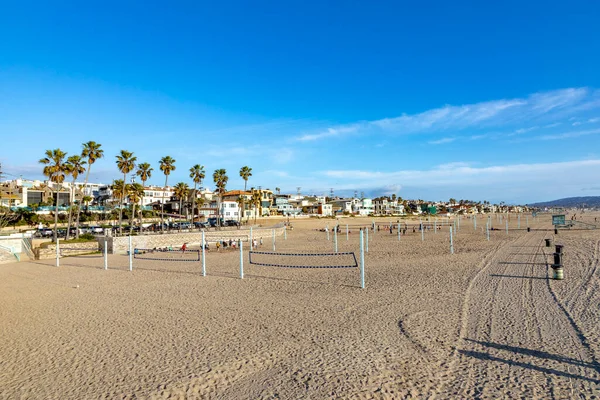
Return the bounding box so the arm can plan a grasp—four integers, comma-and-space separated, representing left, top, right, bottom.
101, 225, 286, 254
37, 242, 100, 260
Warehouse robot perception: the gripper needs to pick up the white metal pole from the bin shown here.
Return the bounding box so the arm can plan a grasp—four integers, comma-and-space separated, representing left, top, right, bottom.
202, 230, 206, 276
239, 239, 244, 279
450, 226, 454, 254
326, 224, 330, 241
284, 225, 287, 240
359, 230, 365, 289
486, 222, 490, 241
518, 214, 521, 229
104, 239, 108, 270
474, 216, 477, 230
272, 228, 275, 251
366, 229, 369, 253
56, 238, 60, 267
506, 220, 508, 235
346, 224, 349, 241
421, 223, 424, 241
434, 219, 437, 233
128, 235, 133, 271
397, 223, 400, 241
334, 227, 338, 253
201, 228, 206, 276
249, 227, 253, 248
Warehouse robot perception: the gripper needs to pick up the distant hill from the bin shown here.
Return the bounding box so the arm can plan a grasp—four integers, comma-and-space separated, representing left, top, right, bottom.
528, 196, 600, 208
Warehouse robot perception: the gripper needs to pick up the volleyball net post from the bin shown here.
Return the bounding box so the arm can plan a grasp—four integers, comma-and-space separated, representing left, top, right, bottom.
360, 230, 365, 289
104, 239, 108, 270
239, 239, 244, 279
55, 238, 60, 267
334, 228, 338, 253
202, 230, 206, 276
128, 235, 133, 271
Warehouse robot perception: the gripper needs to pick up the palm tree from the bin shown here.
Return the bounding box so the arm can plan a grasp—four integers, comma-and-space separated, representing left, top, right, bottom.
189, 164, 205, 224
76, 141, 104, 238
213, 169, 228, 229
126, 183, 145, 234
65, 155, 86, 239
136, 162, 153, 228
39, 149, 68, 242
111, 180, 126, 222
159, 156, 176, 233
116, 150, 137, 235
239, 166, 252, 192
275, 187, 280, 195
236, 195, 245, 227
251, 190, 262, 224
82, 195, 93, 212
173, 182, 189, 222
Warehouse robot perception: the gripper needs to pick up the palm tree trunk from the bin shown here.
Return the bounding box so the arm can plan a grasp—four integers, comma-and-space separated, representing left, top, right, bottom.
139, 179, 145, 232
193, 182, 197, 229
161, 176, 168, 233
75, 166, 91, 239
66, 181, 75, 239
119, 173, 126, 235
53, 184, 59, 243
130, 203, 136, 235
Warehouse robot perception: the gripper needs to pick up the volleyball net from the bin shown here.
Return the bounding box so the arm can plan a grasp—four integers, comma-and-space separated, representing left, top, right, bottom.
248, 251, 358, 269
133, 248, 201, 262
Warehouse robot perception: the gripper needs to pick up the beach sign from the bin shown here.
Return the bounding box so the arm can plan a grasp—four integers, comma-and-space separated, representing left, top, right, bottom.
552, 214, 565, 226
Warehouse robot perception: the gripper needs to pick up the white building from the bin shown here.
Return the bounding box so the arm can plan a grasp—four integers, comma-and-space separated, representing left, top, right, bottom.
353, 198, 374, 216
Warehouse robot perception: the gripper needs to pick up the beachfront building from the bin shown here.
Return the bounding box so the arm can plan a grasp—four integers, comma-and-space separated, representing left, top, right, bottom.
352, 198, 374, 216
273, 197, 301, 215
329, 199, 354, 214
373, 198, 405, 215
318, 203, 333, 216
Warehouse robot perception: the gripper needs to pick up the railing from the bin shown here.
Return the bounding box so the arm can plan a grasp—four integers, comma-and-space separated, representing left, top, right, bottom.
21, 236, 34, 259
0, 244, 19, 261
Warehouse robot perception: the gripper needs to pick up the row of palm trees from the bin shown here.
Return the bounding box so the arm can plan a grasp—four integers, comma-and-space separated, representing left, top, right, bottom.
40, 142, 260, 239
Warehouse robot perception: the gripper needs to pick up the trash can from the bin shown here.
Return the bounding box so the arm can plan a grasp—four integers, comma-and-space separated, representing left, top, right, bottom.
527, 227, 531, 232
552, 266, 564, 280
545, 238, 551, 247
554, 228, 558, 235
555, 244, 564, 254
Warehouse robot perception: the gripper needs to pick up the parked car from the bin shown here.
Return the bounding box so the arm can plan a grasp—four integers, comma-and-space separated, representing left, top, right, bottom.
208, 217, 224, 227
89, 226, 104, 234
224, 220, 240, 227
194, 221, 209, 229
36, 228, 53, 238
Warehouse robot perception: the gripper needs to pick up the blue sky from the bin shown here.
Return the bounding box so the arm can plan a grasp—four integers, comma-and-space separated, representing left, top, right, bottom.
1, 1, 600, 204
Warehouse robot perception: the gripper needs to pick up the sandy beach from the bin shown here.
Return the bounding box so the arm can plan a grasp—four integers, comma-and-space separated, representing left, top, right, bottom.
1, 214, 599, 399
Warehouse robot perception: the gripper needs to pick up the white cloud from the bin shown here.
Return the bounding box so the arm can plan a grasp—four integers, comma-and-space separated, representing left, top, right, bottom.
294, 88, 600, 142
321, 159, 600, 190
271, 148, 294, 164
428, 137, 455, 145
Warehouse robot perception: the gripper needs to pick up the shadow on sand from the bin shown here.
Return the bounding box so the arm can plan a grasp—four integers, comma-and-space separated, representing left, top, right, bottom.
462, 339, 600, 382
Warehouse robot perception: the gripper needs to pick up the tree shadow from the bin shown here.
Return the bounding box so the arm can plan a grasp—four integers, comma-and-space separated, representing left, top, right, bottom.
489, 274, 548, 280
459, 349, 600, 384
465, 339, 600, 372
497, 261, 548, 265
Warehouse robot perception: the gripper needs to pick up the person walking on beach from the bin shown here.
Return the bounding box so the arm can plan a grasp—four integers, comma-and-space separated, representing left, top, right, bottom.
260, 237, 263, 247
181, 243, 187, 253
216, 241, 220, 252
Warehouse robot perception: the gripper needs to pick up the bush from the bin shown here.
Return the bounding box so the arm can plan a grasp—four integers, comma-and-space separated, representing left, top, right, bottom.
80, 233, 96, 240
